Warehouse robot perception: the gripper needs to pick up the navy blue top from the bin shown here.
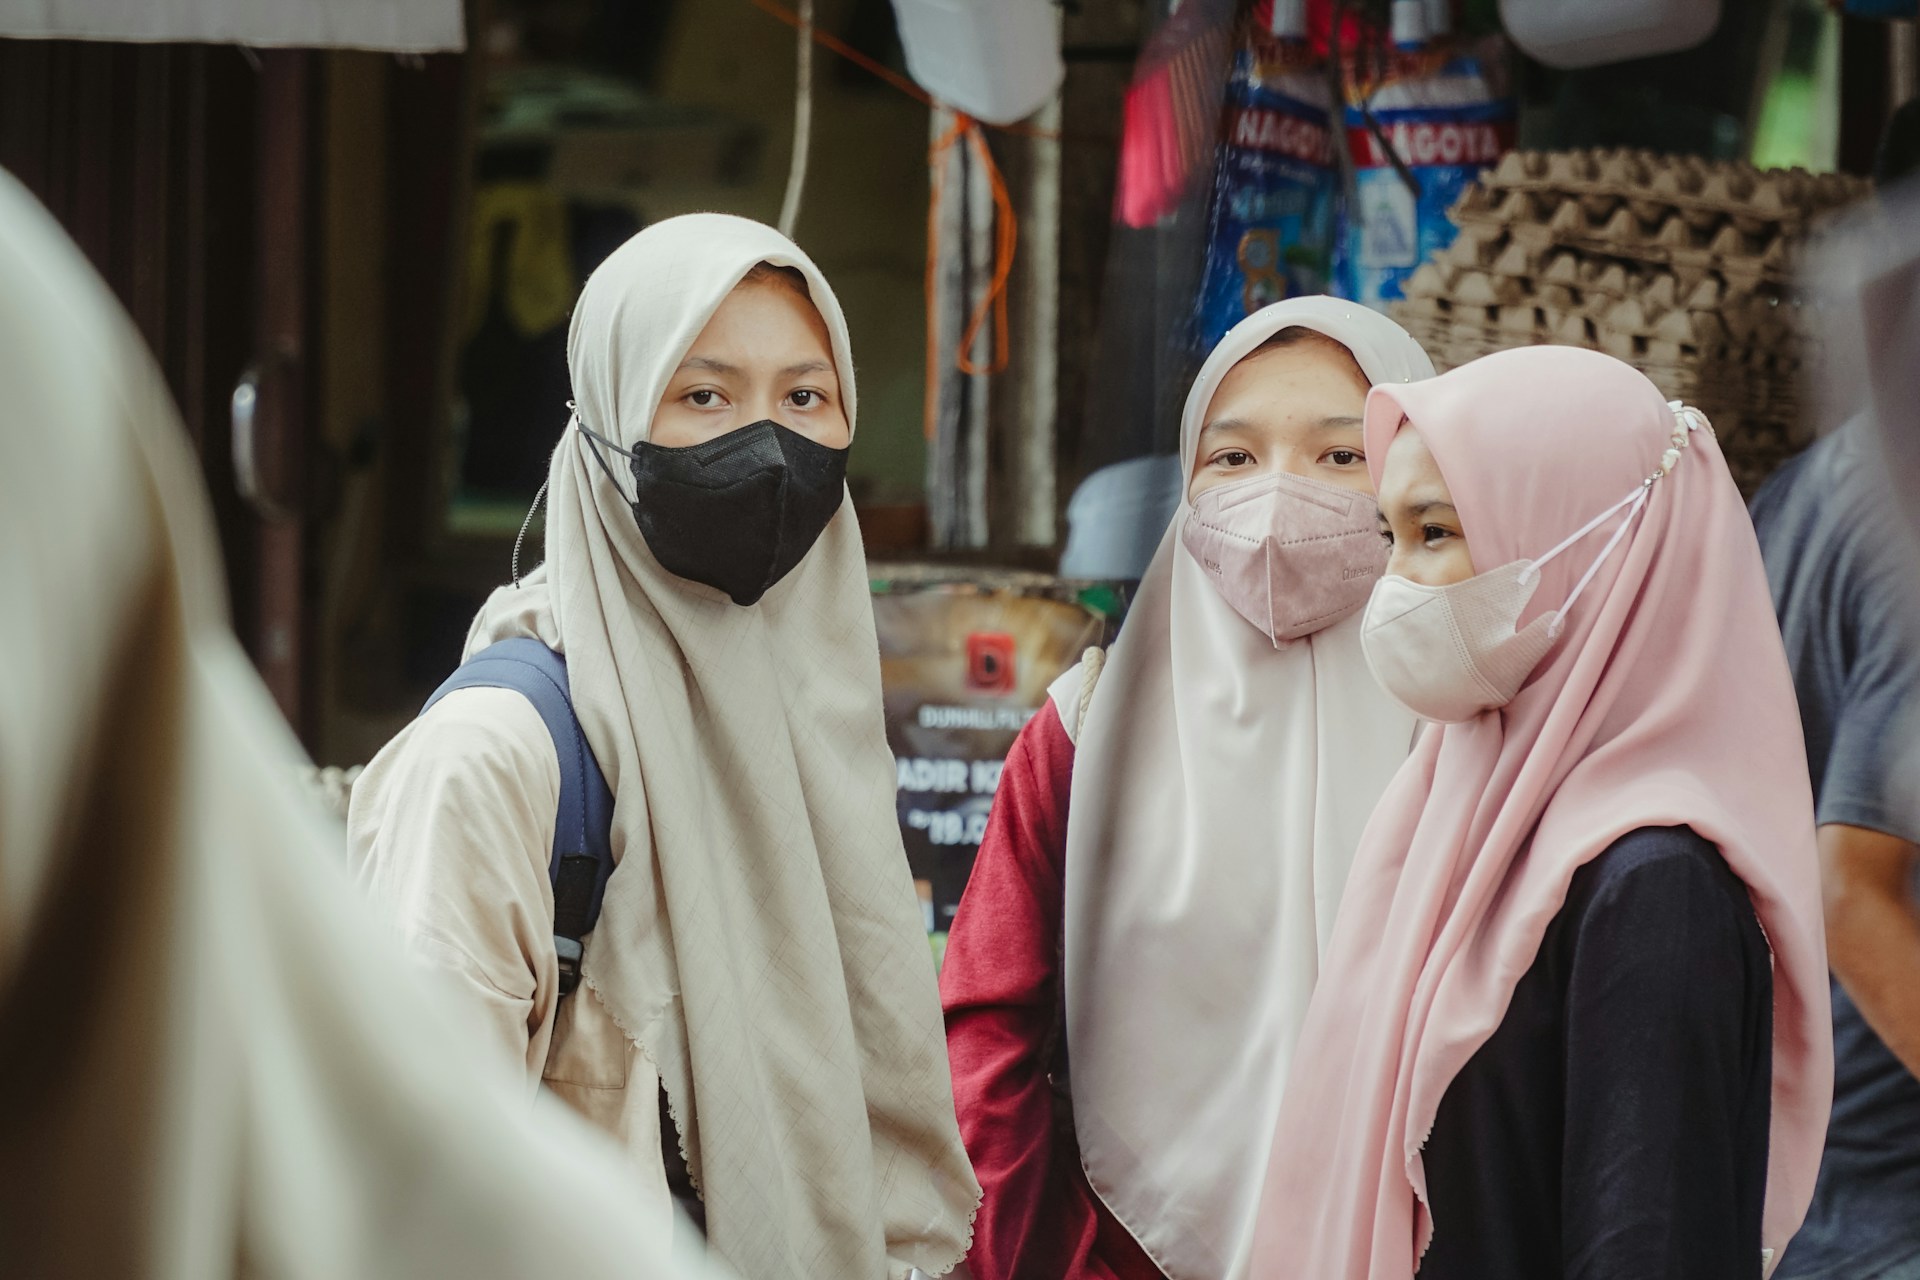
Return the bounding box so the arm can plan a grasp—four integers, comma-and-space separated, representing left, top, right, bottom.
1753, 425, 1920, 1278
1418, 826, 1773, 1280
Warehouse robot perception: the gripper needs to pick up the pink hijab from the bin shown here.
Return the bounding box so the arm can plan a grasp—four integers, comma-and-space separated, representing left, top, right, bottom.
1249, 346, 1832, 1278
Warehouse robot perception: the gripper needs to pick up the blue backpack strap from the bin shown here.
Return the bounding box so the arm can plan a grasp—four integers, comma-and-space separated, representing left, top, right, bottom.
422, 638, 615, 995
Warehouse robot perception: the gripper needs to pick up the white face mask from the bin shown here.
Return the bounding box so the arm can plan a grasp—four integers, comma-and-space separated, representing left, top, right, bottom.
1361, 564, 1558, 723
1360, 404, 1708, 723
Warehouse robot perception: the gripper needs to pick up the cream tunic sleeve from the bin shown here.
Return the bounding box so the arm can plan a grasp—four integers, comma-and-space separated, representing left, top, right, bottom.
347, 688, 673, 1237
348, 686, 564, 1080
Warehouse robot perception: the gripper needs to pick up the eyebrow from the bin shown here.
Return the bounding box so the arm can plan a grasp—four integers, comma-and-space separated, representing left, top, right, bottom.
675, 356, 834, 380
1377, 499, 1458, 520
678, 355, 742, 377
1199, 414, 1364, 440
1409, 499, 1457, 516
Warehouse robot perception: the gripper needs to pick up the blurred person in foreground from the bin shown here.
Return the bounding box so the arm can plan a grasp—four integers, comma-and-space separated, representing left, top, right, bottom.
1764, 99, 1920, 1280
0, 166, 723, 1280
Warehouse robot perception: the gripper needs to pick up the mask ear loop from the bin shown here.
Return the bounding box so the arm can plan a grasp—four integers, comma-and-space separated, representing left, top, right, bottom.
511, 479, 549, 588
571, 400, 639, 506
1518, 402, 1708, 639
1517, 482, 1648, 588
1539, 486, 1651, 639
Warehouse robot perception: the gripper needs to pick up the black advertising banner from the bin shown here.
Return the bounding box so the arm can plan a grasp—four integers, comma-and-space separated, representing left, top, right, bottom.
871, 565, 1119, 967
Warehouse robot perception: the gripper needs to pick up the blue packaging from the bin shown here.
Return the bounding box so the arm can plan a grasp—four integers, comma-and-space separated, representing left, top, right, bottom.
1335, 57, 1514, 309
1193, 40, 1337, 353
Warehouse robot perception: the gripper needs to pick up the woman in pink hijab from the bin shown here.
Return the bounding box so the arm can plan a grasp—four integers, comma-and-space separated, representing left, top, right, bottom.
1251, 346, 1832, 1280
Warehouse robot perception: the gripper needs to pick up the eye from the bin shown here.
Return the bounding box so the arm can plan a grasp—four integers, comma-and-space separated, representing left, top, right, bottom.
1422, 524, 1455, 544
685, 389, 726, 409
1378, 526, 1395, 546
789, 389, 822, 408
1211, 449, 1254, 468
1322, 448, 1364, 467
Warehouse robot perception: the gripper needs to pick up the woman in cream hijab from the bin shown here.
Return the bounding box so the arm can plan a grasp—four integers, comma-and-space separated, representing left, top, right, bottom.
350, 214, 979, 1280
941, 299, 1432, 1280
0, 168, 720, 1280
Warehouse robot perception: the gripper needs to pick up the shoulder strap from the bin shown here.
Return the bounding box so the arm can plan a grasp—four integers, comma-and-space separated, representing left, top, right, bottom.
423, 638, 615, 995
1071, 645, 1106, 740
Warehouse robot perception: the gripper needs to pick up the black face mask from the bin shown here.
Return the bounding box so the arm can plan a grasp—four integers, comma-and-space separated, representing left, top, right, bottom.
581, 417, 849, 606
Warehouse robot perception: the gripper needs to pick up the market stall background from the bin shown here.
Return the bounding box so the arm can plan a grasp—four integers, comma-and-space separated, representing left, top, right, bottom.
0, 0, 1913, 947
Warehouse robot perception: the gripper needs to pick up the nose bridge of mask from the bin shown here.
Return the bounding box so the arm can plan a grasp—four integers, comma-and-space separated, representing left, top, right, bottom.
1364, 576, 1446, 627
1192, 469, 1370, 541
1226, 467, 1366, 519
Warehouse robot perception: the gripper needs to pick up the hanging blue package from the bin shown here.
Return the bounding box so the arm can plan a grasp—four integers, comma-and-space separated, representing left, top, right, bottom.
1193, 36, 1337, 354
1335, 53, 1514, 310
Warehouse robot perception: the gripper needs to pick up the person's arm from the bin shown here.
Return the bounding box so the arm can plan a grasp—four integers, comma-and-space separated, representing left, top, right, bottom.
1813, 523, 1920, 1077
1821, 823, 1920, 1077
347, 687, 562, 1084
1559, 834, 1772, 1280
941, 703, 1138, 1280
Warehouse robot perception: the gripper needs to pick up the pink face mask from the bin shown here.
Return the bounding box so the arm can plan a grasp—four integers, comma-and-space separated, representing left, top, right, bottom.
1181, 470, 1387, 645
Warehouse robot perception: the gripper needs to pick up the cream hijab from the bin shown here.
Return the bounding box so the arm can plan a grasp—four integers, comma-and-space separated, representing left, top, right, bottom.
468, 214, 979, 1279
1050, 300, 1432, 1280
0, 169, 719, 1280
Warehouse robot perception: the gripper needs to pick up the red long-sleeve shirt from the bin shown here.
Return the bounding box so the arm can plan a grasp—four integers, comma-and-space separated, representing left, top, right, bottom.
939, 702, 1165, 1280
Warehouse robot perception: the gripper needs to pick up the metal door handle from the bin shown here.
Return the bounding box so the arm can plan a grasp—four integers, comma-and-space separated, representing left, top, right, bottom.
232, 362, 295, 520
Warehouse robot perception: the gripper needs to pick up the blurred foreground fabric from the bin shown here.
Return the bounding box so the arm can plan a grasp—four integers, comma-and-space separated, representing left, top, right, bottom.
0, 166, 719, 1280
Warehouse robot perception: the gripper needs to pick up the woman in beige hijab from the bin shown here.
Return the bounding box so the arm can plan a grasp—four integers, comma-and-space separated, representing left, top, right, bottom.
0, 168, 720, 1280
941, 299, 1432, 1280
350, 214, 980, 1280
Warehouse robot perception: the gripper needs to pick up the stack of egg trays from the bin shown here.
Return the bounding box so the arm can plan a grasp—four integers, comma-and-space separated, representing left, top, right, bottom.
1384, 149, 1867, 491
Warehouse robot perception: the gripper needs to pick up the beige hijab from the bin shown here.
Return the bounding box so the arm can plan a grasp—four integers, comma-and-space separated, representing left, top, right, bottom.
468, 214, 979, 1279
0, 168, 719, 1280
1051, 299, 1431, 1280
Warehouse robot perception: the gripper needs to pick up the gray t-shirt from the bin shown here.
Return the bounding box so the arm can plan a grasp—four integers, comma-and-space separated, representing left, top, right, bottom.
1753, 422, 1920, 1278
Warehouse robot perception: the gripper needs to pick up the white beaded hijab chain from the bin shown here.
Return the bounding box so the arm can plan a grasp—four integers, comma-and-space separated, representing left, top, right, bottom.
1518, 400, 1714, 640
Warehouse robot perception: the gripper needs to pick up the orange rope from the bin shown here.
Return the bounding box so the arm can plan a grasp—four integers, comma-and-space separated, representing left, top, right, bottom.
741, 0, 1036, 438
924, 115, 1021, 438
747, 0, 1062, 141
955, 125, 1018, 378
748, 0, 932, 108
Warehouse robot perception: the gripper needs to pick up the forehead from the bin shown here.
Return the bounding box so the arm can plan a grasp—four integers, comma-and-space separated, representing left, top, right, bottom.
685, 281, 836, 361
1206, 340, 1368, 417
1378, 425, 1453, 504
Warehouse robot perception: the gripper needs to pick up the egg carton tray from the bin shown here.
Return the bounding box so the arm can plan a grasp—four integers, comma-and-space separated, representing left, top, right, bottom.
1392, 293, 1802, 370
1386, 326, 1805, 492
1389, 314, 1808, 427
1431, 230, 1784, 308
1400, 260, 1804, 347
1449, 185, 1806, 283
1479, 149, 1865, 229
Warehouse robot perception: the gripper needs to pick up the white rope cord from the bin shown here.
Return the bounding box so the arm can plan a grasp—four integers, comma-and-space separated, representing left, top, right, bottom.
1076, 645, 1106, 738
777, 0, 815, 238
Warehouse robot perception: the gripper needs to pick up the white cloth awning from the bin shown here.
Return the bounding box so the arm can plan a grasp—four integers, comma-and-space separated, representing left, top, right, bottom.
0, 0, 463, 51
